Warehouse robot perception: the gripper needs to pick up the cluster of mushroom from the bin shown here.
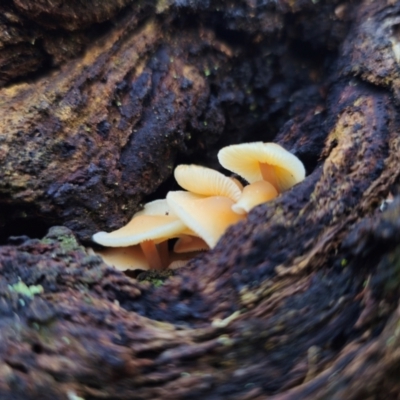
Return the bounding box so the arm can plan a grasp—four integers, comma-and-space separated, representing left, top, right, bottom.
92, 142, 305, 271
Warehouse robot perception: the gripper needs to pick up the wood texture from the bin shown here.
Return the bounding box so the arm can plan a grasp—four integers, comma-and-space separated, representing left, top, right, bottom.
1, 0, 400, 398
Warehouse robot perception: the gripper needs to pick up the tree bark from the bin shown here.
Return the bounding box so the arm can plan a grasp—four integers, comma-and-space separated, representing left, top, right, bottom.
1, 0, 400, 399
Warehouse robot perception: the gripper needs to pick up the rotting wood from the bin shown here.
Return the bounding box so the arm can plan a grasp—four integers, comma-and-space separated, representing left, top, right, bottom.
1, 0, 400, 399
0, 0, 349, 241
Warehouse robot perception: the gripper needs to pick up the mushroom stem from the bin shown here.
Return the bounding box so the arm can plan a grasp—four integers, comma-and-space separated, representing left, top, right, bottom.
157, 241, 169, 268
259, 162, 279, 191
140, 240, 163, 270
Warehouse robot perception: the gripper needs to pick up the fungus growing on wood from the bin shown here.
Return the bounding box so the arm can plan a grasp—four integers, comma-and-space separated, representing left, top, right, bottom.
92, 143, 304, 271
174, 164, 242, 202
230, 177, 244, 191
218, 142, 305, 192
92, 199, 187, 270
167, 191, 245, 248
168, 260, 188, 270
167, 247, 207, 270
173, 234, 209, 253
95, 245, 149, 271
232, 180, 278, 214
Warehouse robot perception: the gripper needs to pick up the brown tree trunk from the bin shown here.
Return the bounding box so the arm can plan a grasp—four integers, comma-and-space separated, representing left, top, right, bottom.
1, 0, 400, 398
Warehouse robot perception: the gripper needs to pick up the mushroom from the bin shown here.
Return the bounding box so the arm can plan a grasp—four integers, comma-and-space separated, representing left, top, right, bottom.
133, 199, 168, 215
174, 164, 242, 202
166, 191, 245, 248
218, 142, 305, 192
232, 180, 278, 215
168, 260, 188, 270
95, 245, 149, 271
173, 234, 209, 253
230, 177, 244, 191
92, 199, 188, 270
166, 243, 207, 270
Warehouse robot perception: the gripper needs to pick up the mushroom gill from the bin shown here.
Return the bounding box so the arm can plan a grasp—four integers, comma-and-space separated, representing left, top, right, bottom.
174, 164, 242, 202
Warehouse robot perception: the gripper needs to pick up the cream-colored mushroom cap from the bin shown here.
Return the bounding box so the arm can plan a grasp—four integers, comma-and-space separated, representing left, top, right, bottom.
92, 215, 186, 247
232, 180, 278, 215
218, 142, 305, 192
134, 198, 198, 234
166, 191, 245, 248
168, 260, 188, 270
95, 245, 149, 271
174, 164, 242, 202
92, 199, 187, 248
173, 235, 209, 253
134, 199, 173, 217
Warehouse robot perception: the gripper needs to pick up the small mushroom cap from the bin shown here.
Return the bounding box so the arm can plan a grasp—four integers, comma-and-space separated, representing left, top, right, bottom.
166, 191, 245, 248
173, 235, 209, 253
135, 199, 173, 217
135, 198, 196, 235
174, 164, 242, 202
218, 142, 305, 192
92, 214, 187, 247
232, 180, 278, 215
95, 245, 149, 271
167, 250, 203, 269
92, 197, 191, 247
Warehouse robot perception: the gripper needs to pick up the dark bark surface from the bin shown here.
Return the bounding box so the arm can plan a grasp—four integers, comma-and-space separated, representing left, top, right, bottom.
0, 0, 348, 241
1, 0, 400, 398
